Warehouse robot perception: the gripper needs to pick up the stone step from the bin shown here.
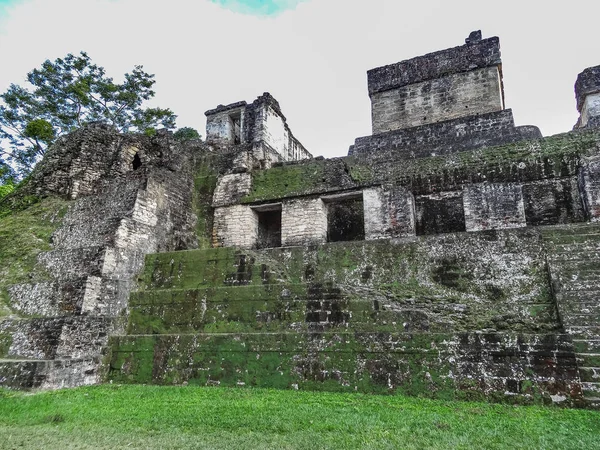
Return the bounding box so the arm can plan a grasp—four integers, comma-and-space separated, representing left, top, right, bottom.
52, 217, 124, 249
578, 366, 600, 382
581, 381, 600, 399
105, 332, 580, 403
547, 252, 600, 264
37, 246, 107, 279
7, 279, 88, 316
0, 358, 100, 389
576, 353, 600, 368
564, 326, 600, 339
556, 291, 600, 304
572, 339, 600, 353
1, 316, 115, 361
140, 248, 287, 290
127, 285, 557, 335
544, 233, 600, 246
557, 302, 600, 317
541, 224, 600, 237
548, 261, 600, 274
554, 280, 600, 292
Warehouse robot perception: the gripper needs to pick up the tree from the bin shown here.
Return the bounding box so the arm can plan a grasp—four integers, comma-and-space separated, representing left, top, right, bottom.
0, 52, 177, 176
0, 163, 15, 200
173, 126, 201, 142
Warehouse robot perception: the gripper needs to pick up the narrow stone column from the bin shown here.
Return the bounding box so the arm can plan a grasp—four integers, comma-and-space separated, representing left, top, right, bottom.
212, 205, 258, 248
281, 198, 327, 246
580, 156, 600, 221
363, 186, 416, 239
463, 183, 526, 231
575, 65, 600, 129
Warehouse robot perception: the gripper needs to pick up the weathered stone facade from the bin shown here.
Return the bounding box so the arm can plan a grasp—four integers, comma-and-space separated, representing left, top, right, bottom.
3, 30, 600, 408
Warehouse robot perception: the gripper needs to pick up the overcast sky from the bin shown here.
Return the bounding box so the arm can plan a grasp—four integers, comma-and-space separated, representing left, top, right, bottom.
1, 0, 599, 158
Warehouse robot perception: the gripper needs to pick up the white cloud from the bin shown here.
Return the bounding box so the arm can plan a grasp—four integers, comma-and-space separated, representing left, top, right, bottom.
0, 0, 599, 157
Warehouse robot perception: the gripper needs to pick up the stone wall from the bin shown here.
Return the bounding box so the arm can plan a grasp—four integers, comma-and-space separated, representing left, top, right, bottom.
371, 67, 503, 134
363, 186, 415, 239
350, 109, 541, 158
281, 198, 327, 246
463, 183, 526, 232
213, 205, 258, 248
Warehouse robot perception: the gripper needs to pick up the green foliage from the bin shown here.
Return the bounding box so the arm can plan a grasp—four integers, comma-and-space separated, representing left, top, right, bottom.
0, 180, 14, 201
0, 51, 177, 176
0, 385, 597, 449
174, 126, 201, 142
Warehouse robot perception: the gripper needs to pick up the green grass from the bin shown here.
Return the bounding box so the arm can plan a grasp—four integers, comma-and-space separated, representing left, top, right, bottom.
0, 385, 598, 449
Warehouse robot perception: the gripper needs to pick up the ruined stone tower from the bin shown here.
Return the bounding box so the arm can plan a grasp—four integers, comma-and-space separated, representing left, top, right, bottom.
2, 31, 600, 407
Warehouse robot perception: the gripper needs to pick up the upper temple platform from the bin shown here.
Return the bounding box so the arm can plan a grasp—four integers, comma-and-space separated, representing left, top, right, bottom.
350, 31, 541, 157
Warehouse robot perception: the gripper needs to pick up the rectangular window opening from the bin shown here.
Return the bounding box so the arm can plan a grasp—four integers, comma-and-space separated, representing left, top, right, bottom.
325, 194, 365, 242
229, 112, 242, 145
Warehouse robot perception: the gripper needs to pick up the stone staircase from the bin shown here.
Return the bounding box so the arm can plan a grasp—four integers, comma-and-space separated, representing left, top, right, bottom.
542, 223, 600, 408
0, 172, 191, 389
106, 233, 582, 405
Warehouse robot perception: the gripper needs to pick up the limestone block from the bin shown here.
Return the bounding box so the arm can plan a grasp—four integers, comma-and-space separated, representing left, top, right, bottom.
213, 205, 258, 248
463, 183, 526, 231
281, 198, 327, 246
364, 186, 415, 240
212, 173, 253, 207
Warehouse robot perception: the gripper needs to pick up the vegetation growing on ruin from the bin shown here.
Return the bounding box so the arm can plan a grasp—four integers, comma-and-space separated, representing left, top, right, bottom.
0, 385, 598, 449
243, 130, 600, 202
0, 196, 69, 315
242, 159, 328, 203
193, 155, 219, 249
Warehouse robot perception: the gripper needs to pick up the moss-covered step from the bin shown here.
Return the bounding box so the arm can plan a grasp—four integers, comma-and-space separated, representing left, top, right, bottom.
127, 281, 558, 335
241, 130, 600, 203
105, 331, 580, 405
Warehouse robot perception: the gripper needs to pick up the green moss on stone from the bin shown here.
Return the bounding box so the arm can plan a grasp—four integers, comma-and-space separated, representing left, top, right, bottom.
0, 196, 69, 290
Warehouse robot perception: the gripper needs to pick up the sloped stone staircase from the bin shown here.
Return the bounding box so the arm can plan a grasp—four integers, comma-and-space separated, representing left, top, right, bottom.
106, 232, 582, 404
543, 223, 600, 408
0, 173, 188, 389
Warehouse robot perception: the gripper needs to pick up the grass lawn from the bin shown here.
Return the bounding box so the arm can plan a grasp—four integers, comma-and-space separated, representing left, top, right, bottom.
0, 385, 599, 449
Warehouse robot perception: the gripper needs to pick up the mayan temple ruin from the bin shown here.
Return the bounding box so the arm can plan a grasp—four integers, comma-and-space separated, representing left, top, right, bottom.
2, 30, 600, 408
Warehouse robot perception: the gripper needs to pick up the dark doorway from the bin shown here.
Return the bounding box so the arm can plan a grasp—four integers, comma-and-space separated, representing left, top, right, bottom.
256, 208, 282, 249
415, 192, 466, 235
522, 179, 585, 226
132, 153, 142, 171
326, 196, 365, 242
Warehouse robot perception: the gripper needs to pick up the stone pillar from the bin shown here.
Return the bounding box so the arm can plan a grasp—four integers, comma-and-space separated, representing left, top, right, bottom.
281, 198, 327, 246
575, 65, 600, 129
363, 186, 415, 240
463, 183, 526, 232
212, 205, 258, 248
580, 156, 600, 221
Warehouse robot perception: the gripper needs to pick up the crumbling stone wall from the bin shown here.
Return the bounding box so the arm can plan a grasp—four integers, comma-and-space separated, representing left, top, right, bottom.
205, 93, 311, 170
0, 125, 203, 389
575, 65, 600, 129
